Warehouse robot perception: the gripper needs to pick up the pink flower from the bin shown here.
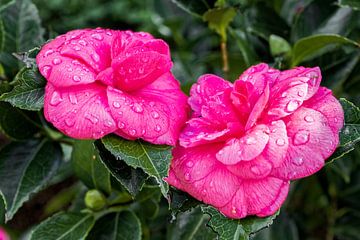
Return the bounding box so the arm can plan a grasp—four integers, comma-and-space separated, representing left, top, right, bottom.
167, 63, 343, 218
0, 227, 9, 240
36, 28, 188, 145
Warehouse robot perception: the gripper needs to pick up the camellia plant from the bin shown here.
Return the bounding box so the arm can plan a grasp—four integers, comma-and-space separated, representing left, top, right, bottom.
0, 0, 360, 240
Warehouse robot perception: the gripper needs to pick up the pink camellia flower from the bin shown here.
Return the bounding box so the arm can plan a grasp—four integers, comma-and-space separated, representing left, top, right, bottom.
36, 28, 188, 145
167, 63, 343, 218
0, 227, 9, 240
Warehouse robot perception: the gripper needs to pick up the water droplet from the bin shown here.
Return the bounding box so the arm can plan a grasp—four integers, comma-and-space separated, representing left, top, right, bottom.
113, 101, 121, 108
129, 129, 136, 136
151, 111, 160, 119
91, 33, 103, 41
286, 100, 300, 112
118, 122, 125, 129
293, 130, 310, 145
201, 189, 207, 196
184, 172, 191, 181
196, 85, 201, 94
44, 49, 54, 57
149, 101, 155, 107
281, 92, 287, 98
141, 129, 146, 135
85, 113, 99, 124
138, 67, 144, 74
245, 136, 257, 145
186, 161, 194, 168
297, 90, 305, 97
73, 46, 81, 51
67, 67, 73, 72
292, 157, 304, 166
155, 125, 161, 132
106, 31, 112, 36
91, 53, 100, 62
218, 150, 224, 155
334, 117, 338, 122
50, 91, 63, 106
69, 93, 78, 105
132, 103, 143, 113
304, 115, 314, 122
78, 39, 87, 46
104, 120, 113, 127
250, 165, 261, 175
142, 56, 149, 63
65, 118, 75, 127
237, 150, 242, 156
276, 138, 285, 146
52, 58, 62, 65
231, 207, 237, 214
72, 75, 81, 82
128, 68, 133, 74
41, 65, 52, 78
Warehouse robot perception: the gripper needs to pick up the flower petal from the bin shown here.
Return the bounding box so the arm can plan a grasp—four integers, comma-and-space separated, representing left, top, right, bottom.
44, 83, 116, 139
227, 155, 273, 179
271, 107, 337, 180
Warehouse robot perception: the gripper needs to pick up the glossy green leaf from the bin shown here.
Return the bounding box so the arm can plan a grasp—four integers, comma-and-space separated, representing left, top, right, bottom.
95, 139, 148, 197
87, 211, 141, 240
30, 212, 95, 240
203, 7, 236, 41
0, 0, 44, 72
201, 206, 279, 240
100, 135, 172, 197
340, 98, 360, 124
0, 193, 4, 224
0, 102, 39, 140
0, 139, 61, 221
291, 34, 360, 66
338, 0, 360, 10
0, 67, 46, 111
167, 207, 216, 240
269, 34, 292, 57
171, 0, 216, 17
71, 140, 111, 194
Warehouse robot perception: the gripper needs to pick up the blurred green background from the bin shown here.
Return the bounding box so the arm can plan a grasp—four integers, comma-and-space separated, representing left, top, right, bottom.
1, 0, 360, 239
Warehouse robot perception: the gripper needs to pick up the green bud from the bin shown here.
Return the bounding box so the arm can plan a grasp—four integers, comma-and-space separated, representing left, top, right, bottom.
85, 189, 106, 211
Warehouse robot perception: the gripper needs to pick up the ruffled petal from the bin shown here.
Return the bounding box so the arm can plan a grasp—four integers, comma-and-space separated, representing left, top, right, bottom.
227, 155, 273, 179
271, 107, 337, 180
44, 83, 116, 139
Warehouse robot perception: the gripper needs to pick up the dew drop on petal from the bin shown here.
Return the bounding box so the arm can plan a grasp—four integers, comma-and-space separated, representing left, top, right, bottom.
293, 130, 310, 146
91, 53, 100, 62
132, 103, 143, 113
138, 67, 144, 74
184, 172, 191, 181
154, 125, 161, 132
276, 138, 285, 146
113, 101, 121, 108
129, 129, 136, 136
41, 65, 52, 78
73, 75, 81, 82
118, 121, 125, 129
151, 111, 160, 119
44, 49, 54, 57
91, 33, 103, 41
186, 161, 194, 168
69, 93, 78, 105
297, 90, 305, 97
281, 92, 287, 98
85, 113, 99, 124
286, 100, 300, 112
245, 136, 257, 145
292, 156, 304, 166
104, 120, 113, 127
50, 91, 63, 106
52, 58, 62, 65
304, 115, 314, 122
65, 118, 75, 127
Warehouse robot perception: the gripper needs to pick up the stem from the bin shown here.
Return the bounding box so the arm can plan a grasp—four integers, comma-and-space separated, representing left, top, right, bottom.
220, 41, 229, 79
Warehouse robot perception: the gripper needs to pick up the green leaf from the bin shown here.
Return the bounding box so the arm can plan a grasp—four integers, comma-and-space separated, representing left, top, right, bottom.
203, 7, 236, 41
269, 34, 292, 57
340, 98, 360, 124
171, 0, 216, 17
0, 67, 46, 111
0, 193, 4, 224
0, 0, 44, 73
71, 140, 111, 195
30, 212, 95, 240
100, 135, 172, 198
229, 29, 258, 67
167, 207, 216, 240
338, 0, 360, 10
201, 206, 279, 240
87, 211, 141, 240
0, 102, 39, 140
0, 139, 61, 221
95, 139, 148, 197
291, 34, 360, 66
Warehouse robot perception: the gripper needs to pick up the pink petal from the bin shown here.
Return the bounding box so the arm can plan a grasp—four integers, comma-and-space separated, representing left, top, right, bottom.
188, 74, 234, 119
262, 120, 289, 167
271, 107, 337, 180
107, 73, 187, 146
303, 87, 344, 135
218, 187, 247, 219
245, 83, 269, 130
111, 51, 172, 92
44, 83, 116, 139
216, 124, 270, 165
227, 155, 273, 179
244, 177, 289, 216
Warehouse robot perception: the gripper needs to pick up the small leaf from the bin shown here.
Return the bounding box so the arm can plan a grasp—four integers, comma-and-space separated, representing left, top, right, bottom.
338, 0, 360, 10
203, 7, 236, 41
71, 140, 111, 194
0, 139, 61, 221
167, 207, 216, 240
340, 98, 360, 124
0, 193, 4, 224
0, 67, 46, 111
95, 139, 148, 197
201, 206, 279, 240
269, 34, 292, 57
0, 102, 39, 140
291, 34, 360, 66
29, 212, 95, 240
171, 0, 216, 17
87, 211, 141, 240
100, 135, 172, 197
